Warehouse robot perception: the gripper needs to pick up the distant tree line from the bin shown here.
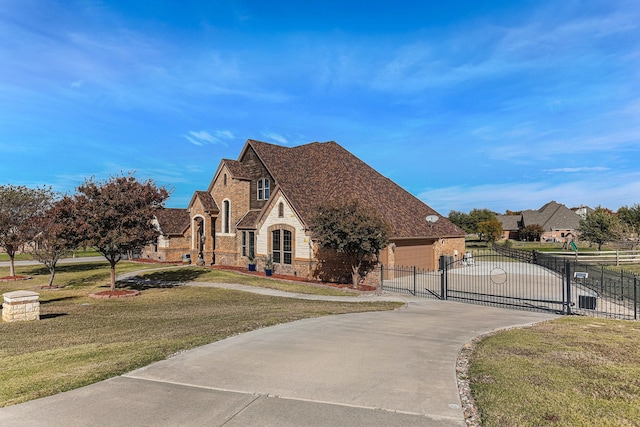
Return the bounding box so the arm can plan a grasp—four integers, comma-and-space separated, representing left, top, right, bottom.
447, 204, 640, 249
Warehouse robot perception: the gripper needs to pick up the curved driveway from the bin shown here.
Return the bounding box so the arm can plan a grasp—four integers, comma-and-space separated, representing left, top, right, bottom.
0, 283, 556, 426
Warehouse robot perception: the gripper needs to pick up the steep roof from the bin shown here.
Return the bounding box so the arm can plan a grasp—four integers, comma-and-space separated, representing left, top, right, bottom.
155, 208, 190, 235
189, 190, 219, 213
246, 139, 464, 239
522, 201, 581, 231
222, 159, 252, 180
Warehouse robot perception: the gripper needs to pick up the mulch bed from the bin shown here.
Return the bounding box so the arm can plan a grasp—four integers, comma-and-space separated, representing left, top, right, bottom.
0, 275, 32, 282
88, 290, 140, 299
208, 265, 377, 292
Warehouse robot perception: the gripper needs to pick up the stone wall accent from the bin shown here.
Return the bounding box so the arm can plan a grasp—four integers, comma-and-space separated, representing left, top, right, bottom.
2, 291, 40, 322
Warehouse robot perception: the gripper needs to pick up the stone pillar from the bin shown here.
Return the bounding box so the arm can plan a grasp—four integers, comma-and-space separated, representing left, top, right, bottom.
2, 291, 40, 322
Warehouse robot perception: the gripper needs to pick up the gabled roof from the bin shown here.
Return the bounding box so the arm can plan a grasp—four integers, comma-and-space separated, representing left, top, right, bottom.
155, 208, 190, 235
189, 190, 219, 213
244, 139, 464, 239
522, 201, 581, 231
222, 159, 252, 180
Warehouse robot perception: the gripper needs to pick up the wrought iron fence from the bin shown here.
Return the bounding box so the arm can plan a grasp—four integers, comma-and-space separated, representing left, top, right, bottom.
380, 248, 639, 320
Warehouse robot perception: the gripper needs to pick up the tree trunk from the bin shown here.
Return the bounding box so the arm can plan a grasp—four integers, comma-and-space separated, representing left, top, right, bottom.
7, 245, 16, 277
351, 265, 359, 289
110, 261, 117, 292
48, 267, 56, 287
9, 255, 16, 277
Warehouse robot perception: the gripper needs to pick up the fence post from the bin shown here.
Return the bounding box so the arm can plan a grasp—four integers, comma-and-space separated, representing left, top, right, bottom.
634, 276, 637, 321
440, 256, 447, 300
565, 260, 572, 315
413, 266, 416, 296
380, 264, 384, 291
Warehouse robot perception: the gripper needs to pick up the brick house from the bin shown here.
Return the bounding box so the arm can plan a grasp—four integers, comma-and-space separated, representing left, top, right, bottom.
143, 139, 465, 278
497, 201, 582, 242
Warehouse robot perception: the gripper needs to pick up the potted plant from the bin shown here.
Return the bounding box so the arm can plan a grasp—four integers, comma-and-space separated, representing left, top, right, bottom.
247, 253, 256, 272
264, 254, 273, 276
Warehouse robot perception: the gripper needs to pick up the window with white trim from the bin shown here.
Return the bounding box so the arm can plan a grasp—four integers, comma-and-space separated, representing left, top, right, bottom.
257, 178, 270, 200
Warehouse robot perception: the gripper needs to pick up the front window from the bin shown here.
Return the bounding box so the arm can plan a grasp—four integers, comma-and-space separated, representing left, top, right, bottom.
272, 230, 281, 263
242, 231, 255, 258
283, 230, 292, 265
271, 228, 292, 265
257, 178, 270, 200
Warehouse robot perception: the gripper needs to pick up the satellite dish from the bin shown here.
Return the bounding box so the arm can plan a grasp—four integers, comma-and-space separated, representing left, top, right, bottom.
426, 215, 439, 224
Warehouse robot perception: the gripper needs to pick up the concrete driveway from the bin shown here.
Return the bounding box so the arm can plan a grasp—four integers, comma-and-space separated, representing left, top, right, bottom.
0, 289, 556, 426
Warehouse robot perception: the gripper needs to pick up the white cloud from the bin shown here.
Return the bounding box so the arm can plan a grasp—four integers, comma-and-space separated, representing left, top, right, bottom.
544, 167, 609, 173
260, 131, 288, 145
183, 130, 234, 146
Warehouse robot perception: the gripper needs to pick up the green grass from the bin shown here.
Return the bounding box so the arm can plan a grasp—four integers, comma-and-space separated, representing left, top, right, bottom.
469, 317, 640, 426
135, 267, 361, 296
0, 249, 101, 262
0, 262, 401, 407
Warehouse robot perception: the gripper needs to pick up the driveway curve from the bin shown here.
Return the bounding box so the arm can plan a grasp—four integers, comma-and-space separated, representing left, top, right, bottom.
0, 283, 556, 426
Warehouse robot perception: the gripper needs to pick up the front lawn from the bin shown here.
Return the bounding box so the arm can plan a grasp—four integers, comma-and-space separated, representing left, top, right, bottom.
469, 317, 640, 426
0, 262, 401, 407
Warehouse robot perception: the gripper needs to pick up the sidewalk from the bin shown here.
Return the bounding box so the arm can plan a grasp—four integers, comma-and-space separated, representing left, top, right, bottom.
0, 282, 557, 426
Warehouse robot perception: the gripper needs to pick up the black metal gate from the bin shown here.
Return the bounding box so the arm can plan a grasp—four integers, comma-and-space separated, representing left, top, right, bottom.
441, 252, 566, 313
380, 250, 638, 318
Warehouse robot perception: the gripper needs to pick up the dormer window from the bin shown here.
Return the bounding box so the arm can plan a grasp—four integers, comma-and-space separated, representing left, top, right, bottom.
257, 178, 270, 200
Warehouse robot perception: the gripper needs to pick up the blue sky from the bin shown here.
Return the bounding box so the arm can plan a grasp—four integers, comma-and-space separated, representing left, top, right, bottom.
1, 0, 639, 215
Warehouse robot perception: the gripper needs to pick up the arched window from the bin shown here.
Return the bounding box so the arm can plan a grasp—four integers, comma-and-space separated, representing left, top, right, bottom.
223, 174, 227, 186
278, 202, 284, 218
223, 200, 230, 233
257, 178, 270, 200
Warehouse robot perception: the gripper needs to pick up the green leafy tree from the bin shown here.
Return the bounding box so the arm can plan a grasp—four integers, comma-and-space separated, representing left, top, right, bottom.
578, 207, 624, 251
477, 219, 503, 242
448, 210, 474, 234
75, 174, 170, 292
28, 196, 83, 287
0, 184, 54, 277
448, 208, 497, 235
309, 201, 391, 288
618, 204, 640, 236
519, 224, 545, 242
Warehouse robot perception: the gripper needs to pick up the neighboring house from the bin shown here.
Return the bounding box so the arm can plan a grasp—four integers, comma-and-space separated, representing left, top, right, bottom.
497, 201, 582, 242
143, 139, 466, 278
148, 208, 190, 261
571, 205, 593, 220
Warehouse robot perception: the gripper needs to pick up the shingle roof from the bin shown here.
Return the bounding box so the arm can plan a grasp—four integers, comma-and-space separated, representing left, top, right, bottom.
522, 201, 581, 231
193, 190, 219, 213
236, 210, 261, 229
222, 159, 252, 180
155, 208, 190, 235
497, 214, 520, 231
247, 139, 464, 239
